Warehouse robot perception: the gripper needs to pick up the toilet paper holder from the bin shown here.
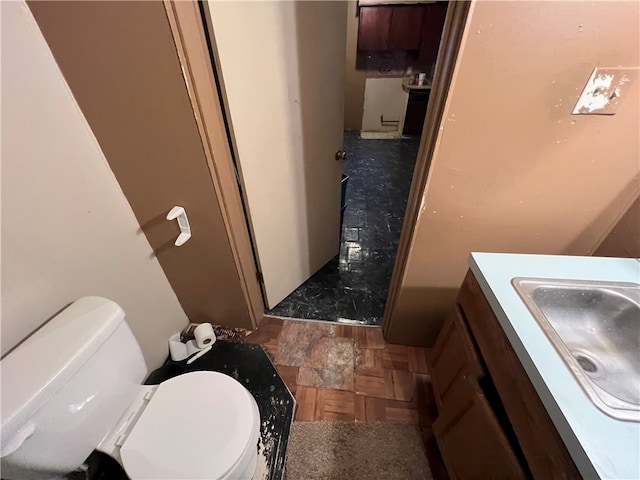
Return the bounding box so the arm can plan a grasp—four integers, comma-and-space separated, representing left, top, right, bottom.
169, 323, 216, 362
166, 206, 191, 247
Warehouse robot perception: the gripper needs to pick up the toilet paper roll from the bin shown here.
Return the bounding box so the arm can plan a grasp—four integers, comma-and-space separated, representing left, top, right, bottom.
194, 323, 216, 349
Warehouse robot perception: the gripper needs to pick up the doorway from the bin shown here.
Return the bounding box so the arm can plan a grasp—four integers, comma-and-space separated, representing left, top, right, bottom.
267, 132, 419, 324
265, 2, 447, 325
198, 0, 465, 327
26, 0, 469, 338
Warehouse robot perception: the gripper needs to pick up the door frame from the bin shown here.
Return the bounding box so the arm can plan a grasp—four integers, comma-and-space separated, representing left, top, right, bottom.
382, 0, 471, 336
163, 0, 264, 328
164, 0, 470, 332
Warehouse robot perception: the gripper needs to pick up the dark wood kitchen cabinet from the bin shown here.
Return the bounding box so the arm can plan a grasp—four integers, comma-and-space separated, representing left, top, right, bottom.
388, 6, 424, 50
357, 6, 392, 51
357, 3, 447, 58
430, 272, 581, 479
358, 6, 423, 51
418, 1, 448, 62
403, 89, 430, 136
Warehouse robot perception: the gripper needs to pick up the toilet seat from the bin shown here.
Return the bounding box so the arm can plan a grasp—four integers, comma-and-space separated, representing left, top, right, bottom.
119, 371, 260, 480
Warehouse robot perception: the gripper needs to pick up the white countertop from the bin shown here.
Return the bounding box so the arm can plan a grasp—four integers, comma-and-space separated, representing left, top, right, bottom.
468, 252, 640, 480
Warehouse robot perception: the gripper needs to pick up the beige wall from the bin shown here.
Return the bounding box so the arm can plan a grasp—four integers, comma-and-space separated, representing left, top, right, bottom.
344, 0, 366, 130
1, 1, 188, 368
388, 0, 640, 345
29, 1, 255, 330
361, 77, 409, 133
594, 195, 640, 258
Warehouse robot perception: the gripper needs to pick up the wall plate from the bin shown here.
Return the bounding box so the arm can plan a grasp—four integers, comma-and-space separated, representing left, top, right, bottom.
572, 67, 638, 115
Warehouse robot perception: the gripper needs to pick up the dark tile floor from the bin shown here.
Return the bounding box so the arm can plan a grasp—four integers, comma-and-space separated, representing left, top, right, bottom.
267, 131, 419, 325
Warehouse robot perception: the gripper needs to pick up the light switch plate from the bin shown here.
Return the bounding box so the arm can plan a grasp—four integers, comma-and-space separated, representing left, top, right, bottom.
572, 67, 638, 115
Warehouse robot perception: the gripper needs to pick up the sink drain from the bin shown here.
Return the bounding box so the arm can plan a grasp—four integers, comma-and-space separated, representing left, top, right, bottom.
575, 355, 597, 373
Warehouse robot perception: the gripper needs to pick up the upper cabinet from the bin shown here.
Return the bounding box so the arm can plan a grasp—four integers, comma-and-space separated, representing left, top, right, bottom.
388, 6, 424, 50
357, 2, 448, 65
357, 6, 393, 50
418, 2, 448, 62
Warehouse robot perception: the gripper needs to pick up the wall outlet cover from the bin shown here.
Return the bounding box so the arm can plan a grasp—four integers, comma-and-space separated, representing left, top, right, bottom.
572, 67, 639, 115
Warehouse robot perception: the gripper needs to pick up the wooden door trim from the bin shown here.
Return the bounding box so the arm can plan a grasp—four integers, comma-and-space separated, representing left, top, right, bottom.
163, 0, 263, 328
383, 1, 471, 339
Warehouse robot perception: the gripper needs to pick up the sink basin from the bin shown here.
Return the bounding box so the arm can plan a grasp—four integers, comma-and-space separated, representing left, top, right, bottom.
512, 277, 640, 422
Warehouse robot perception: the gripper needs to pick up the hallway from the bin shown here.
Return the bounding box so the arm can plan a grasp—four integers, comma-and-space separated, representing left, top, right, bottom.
267, 132, 419, 325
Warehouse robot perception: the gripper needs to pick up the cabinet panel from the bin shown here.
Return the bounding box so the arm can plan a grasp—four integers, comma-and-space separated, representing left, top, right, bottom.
357, 6, 392, 51
419, 2, 448, 62
430, 304, 483, 407
402, 89, 430, 136
433, 376, 527, 480
388, 6, 424, 50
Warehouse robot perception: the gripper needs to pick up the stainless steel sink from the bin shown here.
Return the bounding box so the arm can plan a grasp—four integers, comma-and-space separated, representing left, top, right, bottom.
512, 278, 640, 422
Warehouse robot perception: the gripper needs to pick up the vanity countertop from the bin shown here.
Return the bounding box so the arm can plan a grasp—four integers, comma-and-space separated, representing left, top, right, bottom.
468, 252, 640, 479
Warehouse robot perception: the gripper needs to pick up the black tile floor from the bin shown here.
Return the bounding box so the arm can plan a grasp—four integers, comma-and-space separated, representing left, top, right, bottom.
267, 131, 420, 325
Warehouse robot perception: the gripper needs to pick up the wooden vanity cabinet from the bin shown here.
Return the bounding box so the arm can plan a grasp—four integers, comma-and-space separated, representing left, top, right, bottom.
431, 305, 526, 479
430, 271, 581, 480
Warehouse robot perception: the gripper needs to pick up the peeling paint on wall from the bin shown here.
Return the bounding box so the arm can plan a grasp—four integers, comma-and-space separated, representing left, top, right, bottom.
573, 67, 638, 115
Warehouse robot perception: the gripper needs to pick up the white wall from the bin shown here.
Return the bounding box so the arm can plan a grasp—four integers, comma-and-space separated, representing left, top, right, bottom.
1, 2, 188, 369
206, 1, 346, 308
361, 77, 409, 133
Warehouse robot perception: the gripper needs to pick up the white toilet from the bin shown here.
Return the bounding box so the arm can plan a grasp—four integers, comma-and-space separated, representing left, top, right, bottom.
1, 297, 261, 480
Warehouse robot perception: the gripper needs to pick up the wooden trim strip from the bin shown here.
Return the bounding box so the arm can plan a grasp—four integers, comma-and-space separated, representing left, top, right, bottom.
163, 0, 264, 328
383, 1, 471, 338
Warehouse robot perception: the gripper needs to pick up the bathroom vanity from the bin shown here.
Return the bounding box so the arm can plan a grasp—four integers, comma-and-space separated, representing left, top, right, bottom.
430, 253, 640, 479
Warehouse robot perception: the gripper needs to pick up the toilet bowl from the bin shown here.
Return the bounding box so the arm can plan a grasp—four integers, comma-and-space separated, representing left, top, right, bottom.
0, 297, 261, 480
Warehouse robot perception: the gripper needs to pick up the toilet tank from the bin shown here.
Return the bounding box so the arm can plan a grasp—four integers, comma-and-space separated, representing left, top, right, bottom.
1, 297, 148, 478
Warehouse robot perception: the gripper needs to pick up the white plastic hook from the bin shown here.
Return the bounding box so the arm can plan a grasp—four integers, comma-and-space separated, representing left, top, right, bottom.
166, 206, 191, 246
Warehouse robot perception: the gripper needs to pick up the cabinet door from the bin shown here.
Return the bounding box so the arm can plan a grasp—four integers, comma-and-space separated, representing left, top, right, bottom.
433, 376, 527, 480
458, 272, 582, 479
419, 1, 448, 62
402, 90, 430, 136
388, 6, 424, 50
357, 6, 392, 50
430, 304, 483, 407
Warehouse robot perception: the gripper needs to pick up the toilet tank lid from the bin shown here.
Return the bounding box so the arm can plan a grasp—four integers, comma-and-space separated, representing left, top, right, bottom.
1, 297, 125, 446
